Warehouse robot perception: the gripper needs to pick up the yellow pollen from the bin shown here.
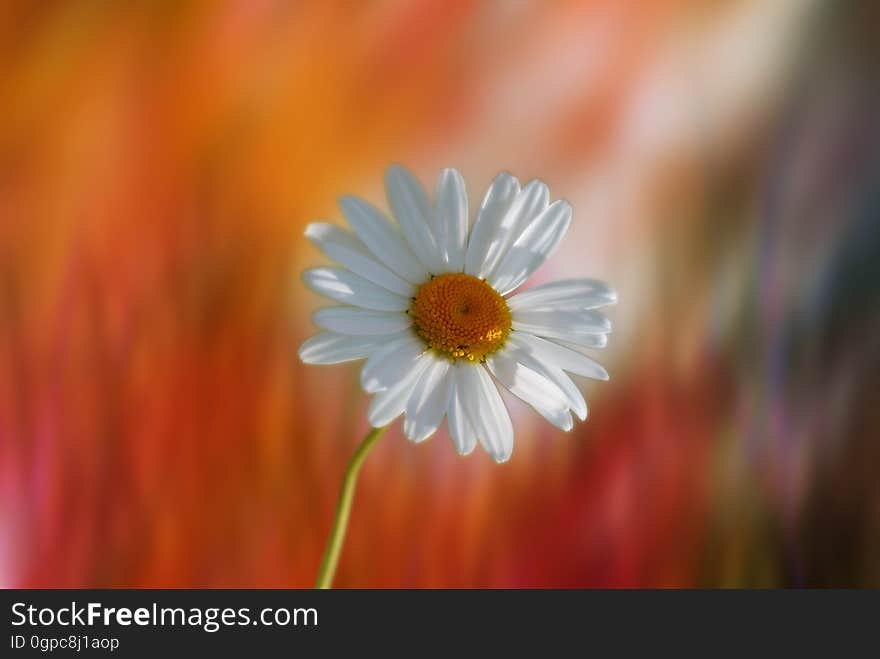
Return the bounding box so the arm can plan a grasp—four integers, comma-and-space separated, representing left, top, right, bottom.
410, 273, 511, 361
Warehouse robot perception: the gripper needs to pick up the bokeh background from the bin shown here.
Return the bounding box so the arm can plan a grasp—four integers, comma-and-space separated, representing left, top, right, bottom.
2, 0, 878, 588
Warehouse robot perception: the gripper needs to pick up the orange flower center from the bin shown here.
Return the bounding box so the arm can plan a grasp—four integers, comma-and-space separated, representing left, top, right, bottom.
410, 273, 511, 361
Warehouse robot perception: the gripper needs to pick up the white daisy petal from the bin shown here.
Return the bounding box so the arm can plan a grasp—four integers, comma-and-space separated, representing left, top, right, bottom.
447, 368, 477, 455
506, 337, 588, 420
555, 334, 609, 350
509, 331, 609, 381
434, 168, 468, 271
298, 332, 395, 365
479, 179, 549, 281
457, 363, 514, 463
313, 307, 412, 336
360, 333, 426, 393
384, 164, 445, 274
489, 200, 572, 295
305, 222, 414, 297
537, 363, 588, 421
487, 351, 573, 431
465, 172, 520, 277
509, 322, 609, 347
303, 267, 410, 311
338, 195, 429, 284
506, 278, 618, 311
367, 352, 434, 427
511, 308, 612, 339
403, 356, 452, 443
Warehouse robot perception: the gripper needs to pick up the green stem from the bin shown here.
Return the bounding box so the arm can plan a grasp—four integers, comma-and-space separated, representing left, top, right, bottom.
314, 425, 388, 589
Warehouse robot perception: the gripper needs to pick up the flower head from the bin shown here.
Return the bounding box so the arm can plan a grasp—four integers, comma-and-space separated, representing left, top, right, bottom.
299, 165, 615, 462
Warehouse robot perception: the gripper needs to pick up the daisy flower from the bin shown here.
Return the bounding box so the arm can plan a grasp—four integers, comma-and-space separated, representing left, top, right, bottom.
299, 164, 615, 464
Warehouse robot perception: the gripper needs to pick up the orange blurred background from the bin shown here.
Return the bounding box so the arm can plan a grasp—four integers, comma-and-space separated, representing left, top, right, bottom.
2, 1, 879, 587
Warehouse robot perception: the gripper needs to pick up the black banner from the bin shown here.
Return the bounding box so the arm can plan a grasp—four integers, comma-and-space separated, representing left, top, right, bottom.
1, 589, 875, 655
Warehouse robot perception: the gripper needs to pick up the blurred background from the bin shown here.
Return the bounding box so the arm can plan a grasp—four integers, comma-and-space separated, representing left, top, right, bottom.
2, 0, 878, 588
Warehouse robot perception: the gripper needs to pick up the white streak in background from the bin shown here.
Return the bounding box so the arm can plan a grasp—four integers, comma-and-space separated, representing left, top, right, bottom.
691, 0, 822, 137
547, 0, 817, 371
614, 0, 819, 172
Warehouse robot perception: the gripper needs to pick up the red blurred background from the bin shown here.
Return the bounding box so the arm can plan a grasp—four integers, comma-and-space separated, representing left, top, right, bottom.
2, 1, 878, 587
